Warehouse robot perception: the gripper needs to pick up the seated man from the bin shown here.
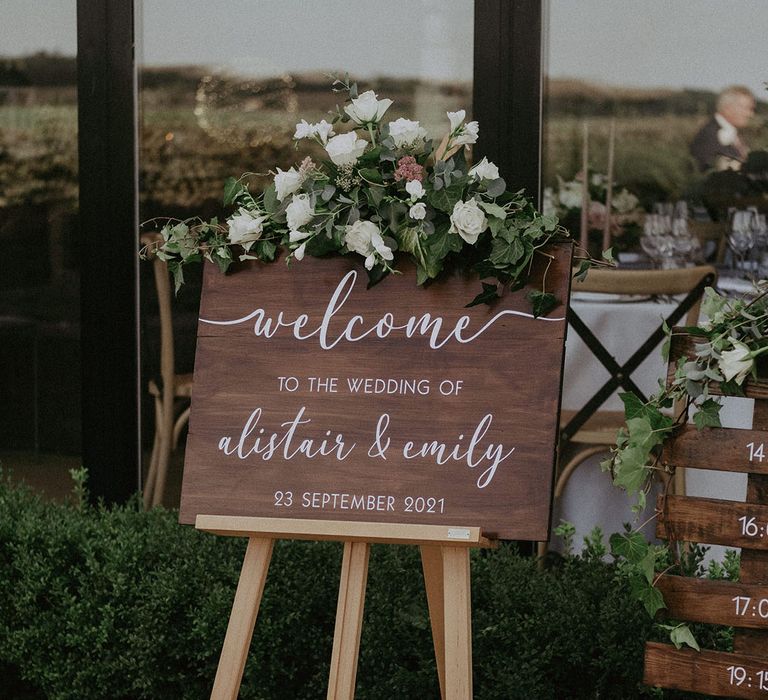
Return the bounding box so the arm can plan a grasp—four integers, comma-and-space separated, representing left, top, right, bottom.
690, 85, 755, 172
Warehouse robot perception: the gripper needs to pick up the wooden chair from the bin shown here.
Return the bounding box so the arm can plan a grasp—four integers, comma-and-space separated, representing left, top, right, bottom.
539, 264, 717, 559
140, 232, 193, 508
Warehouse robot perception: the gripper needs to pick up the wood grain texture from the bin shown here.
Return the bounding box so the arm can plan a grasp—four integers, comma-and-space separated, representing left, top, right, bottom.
657, 575, 768, 629
663, 425, 768, 475
735, 402, 768, 656
644, 642, 768, 698
656, 495, 768, 549
180, 245, 572, 540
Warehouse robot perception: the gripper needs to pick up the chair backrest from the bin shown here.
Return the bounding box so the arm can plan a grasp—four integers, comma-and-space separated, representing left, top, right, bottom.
562, 264, 718, 444
572, 265, 717, 327
140, 232, 175, 391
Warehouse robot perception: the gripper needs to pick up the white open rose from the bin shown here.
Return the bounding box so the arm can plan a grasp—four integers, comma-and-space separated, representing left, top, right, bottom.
344, 90, 393, 124
274, 167, 303, 202
557, 179, 583, 210
325, 131, 368, 166
718, 339, 754, 384
293, 119, 314, 140
409, 202, 427, 220
388, 118, 427, 148
344, 219, 394, 269
285, 193, 314, 230
612, 188, 640, 214
449, 199, 488, 245
405, 179, 425, 201
469, 156, 499, 182
227, 208, 268, 251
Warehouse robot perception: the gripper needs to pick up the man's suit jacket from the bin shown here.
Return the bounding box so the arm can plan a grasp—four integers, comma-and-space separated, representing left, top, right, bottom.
690, 117, 745, 172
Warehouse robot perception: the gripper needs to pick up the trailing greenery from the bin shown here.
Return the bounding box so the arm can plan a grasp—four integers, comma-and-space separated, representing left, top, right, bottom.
0, 473, 735, 699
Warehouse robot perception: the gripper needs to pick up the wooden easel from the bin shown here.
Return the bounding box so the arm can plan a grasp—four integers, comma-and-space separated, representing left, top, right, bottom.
196, 515, 496, 700
643, 332, 768, 697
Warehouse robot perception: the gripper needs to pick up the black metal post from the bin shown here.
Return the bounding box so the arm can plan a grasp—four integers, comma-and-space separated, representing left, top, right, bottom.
77, 0, 139, 503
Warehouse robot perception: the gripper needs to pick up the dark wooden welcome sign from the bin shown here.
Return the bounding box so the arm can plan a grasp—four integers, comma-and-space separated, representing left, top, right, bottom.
179, 243, 571, 541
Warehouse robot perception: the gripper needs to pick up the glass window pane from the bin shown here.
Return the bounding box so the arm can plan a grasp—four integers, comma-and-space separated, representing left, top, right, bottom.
137, 0, 474, 506
544, 0, 768, 256
0, 1, 80, 496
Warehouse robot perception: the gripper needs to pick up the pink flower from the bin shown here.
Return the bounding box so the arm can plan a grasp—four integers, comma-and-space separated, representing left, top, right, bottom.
393, 155, 424, 182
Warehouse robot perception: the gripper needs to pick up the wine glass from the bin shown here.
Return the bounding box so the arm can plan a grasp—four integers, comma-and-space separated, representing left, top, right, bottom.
728, 210, 754, 271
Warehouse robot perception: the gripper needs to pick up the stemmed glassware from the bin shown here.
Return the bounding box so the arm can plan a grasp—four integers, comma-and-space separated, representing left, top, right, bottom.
728, 209, 755, 271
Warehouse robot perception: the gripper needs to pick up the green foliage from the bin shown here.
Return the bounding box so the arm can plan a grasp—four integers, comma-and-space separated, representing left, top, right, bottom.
140, 79, 572, 313
0, 476, 726, 699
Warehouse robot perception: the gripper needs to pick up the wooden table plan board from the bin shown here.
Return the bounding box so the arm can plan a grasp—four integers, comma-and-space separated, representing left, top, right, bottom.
644, 332, 768, 699
179, 244, 572, 699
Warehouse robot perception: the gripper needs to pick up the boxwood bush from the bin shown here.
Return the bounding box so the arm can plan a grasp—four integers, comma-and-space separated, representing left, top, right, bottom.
0, 474, 728, 699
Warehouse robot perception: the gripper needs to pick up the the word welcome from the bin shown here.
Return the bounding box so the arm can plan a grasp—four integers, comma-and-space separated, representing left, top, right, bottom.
200, 270, 564, 350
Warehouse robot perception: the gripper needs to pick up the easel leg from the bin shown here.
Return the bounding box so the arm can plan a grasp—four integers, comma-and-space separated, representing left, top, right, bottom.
442, 546, 472, 700
211, 537, 274, 700
327, 541, 370, 700
420, 545, 446, 699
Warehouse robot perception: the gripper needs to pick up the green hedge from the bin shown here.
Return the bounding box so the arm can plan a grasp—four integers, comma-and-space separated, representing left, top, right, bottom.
0, 476, 727, 699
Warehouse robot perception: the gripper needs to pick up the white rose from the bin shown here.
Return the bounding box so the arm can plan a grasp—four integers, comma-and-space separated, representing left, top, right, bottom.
285, 193, 314, 230
405, 179, 425, 201
447, 110, 466, 133
344, 219, 377, 256
344, 219, 393, 269
313, 119, 335, 144
227, 208, 268, 250
409, 202, 427, 220
388, 118, 427, 148
449, 199, 488, 245
274, 167, 303, 202
325, 131, 368, 166
718, 339, 753, 384
293, 242, 307, 260
612, 189, 639, 214
469, 156, 499, 181
454, 120, 479, 146
293, 119, 314, 140
558, 180, 583, 210
344, 90, 393, 124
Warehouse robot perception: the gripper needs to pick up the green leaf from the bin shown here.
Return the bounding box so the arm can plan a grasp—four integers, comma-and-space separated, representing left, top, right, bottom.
601, 247, 616, 264
359, 168, 383, 185
661, 320, 672, 363
255, 239, 277, 262
668, 623, 700, 651
631, 576, 666, 617
465, 283, 500, 308
527, 291, 557, 318
489, 236, 526, 267
223, 177, 244, 206
693, 398, 722, 429
427, 180, 464, 214
426, 224, 463, 260
478, 201, 507, 220
610, 531, 648, 563
262, 184, 278, 214
485, 177, 506, 198
572, 260, 591, 282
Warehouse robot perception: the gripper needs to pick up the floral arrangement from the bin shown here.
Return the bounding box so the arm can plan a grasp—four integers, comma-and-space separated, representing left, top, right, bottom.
602, 284, 768, 649
142, 76, 567, 314
543, 171, 643, 253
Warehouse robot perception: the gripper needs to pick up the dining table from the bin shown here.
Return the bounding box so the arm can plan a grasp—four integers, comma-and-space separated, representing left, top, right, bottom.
552, 270, 757, 562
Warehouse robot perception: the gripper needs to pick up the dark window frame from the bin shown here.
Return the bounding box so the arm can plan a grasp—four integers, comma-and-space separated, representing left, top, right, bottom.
76, 0, 543, 503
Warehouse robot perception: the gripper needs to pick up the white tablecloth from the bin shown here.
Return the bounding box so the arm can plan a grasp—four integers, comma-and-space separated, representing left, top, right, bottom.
553, 293, 754, 561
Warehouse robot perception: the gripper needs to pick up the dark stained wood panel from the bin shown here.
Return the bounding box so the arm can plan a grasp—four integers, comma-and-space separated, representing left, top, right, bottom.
179, 244, 572, 540
664, 425, 768, 475
656, 495, 768, 550
658, 575, 768, 629
644, 642, 768, 698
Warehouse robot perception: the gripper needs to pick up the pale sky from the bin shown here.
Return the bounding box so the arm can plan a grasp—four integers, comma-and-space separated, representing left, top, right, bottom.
1, 0, 766, 95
